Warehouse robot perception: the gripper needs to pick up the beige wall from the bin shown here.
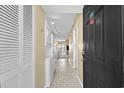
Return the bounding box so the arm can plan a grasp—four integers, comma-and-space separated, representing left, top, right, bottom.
77, 15, 83, 82
67, 32, 73, 63
34, 5, 45, 88
67, 14, 83, 82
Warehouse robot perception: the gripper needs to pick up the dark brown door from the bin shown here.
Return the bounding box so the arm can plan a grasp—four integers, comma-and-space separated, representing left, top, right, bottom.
83, 5, 122, 88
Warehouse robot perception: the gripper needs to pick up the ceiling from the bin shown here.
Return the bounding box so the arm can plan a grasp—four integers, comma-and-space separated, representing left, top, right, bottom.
42, 5, 83, 40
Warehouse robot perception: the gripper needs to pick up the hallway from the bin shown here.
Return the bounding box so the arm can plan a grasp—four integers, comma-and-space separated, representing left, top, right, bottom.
44, 5, 83, 88
0, 5, 83, 88
51, 58, 81, 88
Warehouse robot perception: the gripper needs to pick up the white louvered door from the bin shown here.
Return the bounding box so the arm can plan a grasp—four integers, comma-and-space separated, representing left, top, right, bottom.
0, 5, 20, 88
22, 5, 33, 88
0, 5, 34, 88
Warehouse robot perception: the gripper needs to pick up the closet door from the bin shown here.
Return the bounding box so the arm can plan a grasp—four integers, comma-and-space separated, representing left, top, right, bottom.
0, 5, 34, 88
22, 5, 33, 88
0, 5, 20, 88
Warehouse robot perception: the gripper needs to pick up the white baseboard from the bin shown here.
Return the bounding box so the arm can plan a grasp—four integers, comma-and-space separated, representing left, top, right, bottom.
77, 75, 83, 88
44, 84, 47, 88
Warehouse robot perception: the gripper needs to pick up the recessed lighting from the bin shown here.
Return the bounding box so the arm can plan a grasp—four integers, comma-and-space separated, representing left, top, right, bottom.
51, 21, 54, 25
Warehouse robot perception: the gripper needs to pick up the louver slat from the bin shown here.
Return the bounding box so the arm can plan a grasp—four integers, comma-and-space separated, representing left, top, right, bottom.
0, 5, 19, 75
23, 6, 32, 65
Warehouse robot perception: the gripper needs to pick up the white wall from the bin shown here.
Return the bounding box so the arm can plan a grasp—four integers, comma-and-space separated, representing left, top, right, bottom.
45, 17, 56, 87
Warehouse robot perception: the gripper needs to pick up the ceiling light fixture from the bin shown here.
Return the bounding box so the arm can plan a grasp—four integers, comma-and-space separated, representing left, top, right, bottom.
51, 21, 54, 25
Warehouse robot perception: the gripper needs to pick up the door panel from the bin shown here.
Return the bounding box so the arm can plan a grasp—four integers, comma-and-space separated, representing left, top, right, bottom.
83, 5, 122, 88
95, 9, 103, 61
22, 5, 33, 88
103, 6, 122, 87
0, 5, 20, 88
0, 5, 34, 88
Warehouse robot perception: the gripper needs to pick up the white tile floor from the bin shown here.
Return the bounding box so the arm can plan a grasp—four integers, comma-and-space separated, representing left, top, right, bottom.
51, 58, 82, 88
